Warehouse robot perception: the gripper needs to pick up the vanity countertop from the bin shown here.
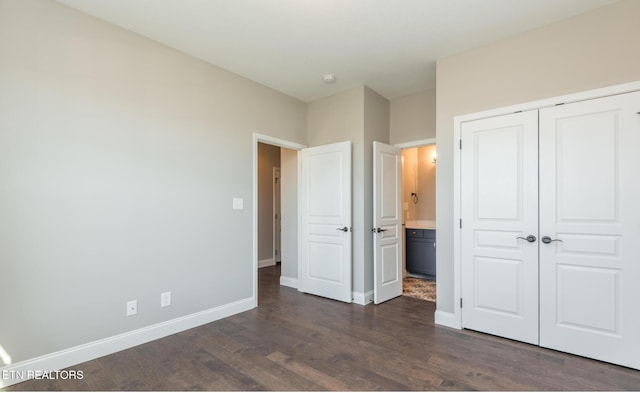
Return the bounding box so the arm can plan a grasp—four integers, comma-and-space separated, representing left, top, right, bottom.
405, 220, 436, 230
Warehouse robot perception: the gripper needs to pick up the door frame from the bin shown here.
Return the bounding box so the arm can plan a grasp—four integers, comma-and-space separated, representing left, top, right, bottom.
448, 80, 640, 330
273, 167, 281, 263
394, 138, 436, 280
252, 133, 306, 307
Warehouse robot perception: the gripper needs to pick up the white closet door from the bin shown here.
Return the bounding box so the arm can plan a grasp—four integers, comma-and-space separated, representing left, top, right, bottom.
539, 91, 640, 369
461, 111, 539, 345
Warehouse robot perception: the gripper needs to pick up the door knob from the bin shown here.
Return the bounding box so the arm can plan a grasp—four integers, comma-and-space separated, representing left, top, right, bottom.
337, 226, 349, 232
376, 228, 387, 233
541, 236, 563, 244
516, 235, 537, 243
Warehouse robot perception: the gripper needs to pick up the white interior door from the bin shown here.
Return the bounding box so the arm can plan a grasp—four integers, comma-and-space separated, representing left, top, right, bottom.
461, 111, 539, 345
373, 142, 402, 304
539, 91, 640, 369
299, 141, 352, 303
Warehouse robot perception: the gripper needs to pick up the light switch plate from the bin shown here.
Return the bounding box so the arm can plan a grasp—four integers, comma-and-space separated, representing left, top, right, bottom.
160, 291, 171, 308
232, 198, 243, 210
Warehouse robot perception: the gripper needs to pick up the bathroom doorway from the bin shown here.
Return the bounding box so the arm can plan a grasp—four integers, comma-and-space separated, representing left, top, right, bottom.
400, 142, 436, 302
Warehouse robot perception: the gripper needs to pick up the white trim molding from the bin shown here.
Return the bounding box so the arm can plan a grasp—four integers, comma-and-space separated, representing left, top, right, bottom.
449, 80, 640, 332
394, 138, 436, 149
434, 310, 460, 329
352, 290, 374, 305
279, 276, 298, 289
0, 297, 254, 389
258, 258, 276, 269
252, 133, 306, 303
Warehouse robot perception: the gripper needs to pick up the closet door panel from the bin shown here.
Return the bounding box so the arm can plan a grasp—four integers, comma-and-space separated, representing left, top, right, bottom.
539, 91, 640, 370
461, 110, 539, 345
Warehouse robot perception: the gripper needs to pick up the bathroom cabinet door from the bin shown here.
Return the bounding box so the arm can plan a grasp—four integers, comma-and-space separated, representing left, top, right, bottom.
406, 229, 436, 278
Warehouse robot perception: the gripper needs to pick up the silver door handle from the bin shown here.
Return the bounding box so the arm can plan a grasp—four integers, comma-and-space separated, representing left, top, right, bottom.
541, 236, 562, 244
516, 235, 537, 243
337, 227, 349, 232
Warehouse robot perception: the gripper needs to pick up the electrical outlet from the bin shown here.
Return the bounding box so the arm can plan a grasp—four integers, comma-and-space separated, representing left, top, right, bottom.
126, 300, 137, 316
160, 291, 171, 308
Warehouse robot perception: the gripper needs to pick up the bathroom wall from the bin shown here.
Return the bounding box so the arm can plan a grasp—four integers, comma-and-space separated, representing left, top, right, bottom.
402, 145, 436, 222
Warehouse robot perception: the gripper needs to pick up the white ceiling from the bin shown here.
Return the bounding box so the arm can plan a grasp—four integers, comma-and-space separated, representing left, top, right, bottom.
57, 0, 616, 102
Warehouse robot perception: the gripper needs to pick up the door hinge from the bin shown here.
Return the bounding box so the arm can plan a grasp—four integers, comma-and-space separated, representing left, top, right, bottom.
459, 219, 462, 228
275, 213, 278, 219
460, 298, 463, 308
459, 139, 462, 150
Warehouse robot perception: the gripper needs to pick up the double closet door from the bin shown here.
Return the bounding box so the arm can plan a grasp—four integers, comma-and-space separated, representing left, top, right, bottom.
461, 91, 640, 369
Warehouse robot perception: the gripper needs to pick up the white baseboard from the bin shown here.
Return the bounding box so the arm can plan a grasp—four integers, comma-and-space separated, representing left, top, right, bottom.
434, 310, 461, 329
352, 290, 374, 305
0, 297, 255, 388
258, 258, 276, 268
279, 276, 298, 289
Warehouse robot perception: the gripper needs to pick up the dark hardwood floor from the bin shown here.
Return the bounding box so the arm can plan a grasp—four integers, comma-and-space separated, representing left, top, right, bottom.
6, 264, 640, 391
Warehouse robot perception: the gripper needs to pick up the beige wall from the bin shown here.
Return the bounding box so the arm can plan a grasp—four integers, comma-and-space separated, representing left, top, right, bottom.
363, 86, 390, 291
435, 0, 640, 313
390, 89, 436, 144
402, 146, 436, 222
307, 87, 364, 147
401, 148, 418, 221
279, 148, 298, 281
257, 143, 280, 262
417, 146, 436, 220
307, 86, 365, 293
307, 85, 389, 297
0, 0, 306, 366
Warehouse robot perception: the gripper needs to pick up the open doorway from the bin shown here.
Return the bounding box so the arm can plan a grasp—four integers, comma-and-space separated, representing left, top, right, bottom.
252, 134, 305, 305
399, 141, 436, 303
257, 142, 280, 269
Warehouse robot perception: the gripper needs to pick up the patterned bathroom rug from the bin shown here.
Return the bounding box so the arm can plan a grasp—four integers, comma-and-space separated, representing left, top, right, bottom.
403, 277, 436, 302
